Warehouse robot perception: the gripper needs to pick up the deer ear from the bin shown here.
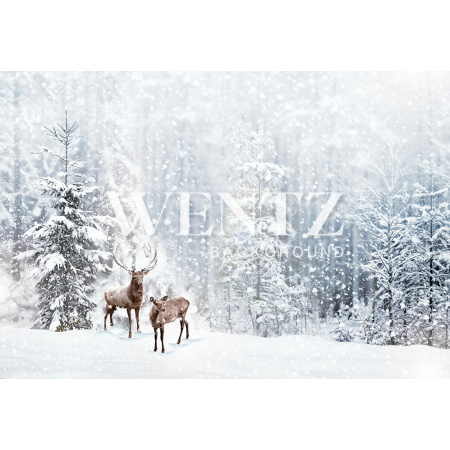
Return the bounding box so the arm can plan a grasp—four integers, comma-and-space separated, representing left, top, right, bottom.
150, 297, 154, 303
162, 296, 168, 302
142, 270, 149, 275
128, 271, 133, 276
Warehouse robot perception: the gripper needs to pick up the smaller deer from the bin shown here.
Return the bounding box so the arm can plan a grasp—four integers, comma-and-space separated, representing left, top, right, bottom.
149, 296, 190, 353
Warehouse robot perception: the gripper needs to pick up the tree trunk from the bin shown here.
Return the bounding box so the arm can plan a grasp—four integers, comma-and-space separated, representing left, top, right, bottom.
11, 80, 22, 281
428, 171, 434, 346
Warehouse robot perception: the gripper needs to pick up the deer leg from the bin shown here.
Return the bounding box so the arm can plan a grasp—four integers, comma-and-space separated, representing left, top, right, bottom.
127, 308, 132, 338
104, 304, 110, 330
160, 325, 165, 353
154, 328, 158, 352
135, 307, 141, 333
110, 308, 115, 326
177, 319, 184, 345
184, 318, 189, 339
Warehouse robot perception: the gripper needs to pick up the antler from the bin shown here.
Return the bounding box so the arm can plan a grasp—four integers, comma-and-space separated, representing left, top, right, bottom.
113, 243, 135, 272
142, 240, 158, 272
113, 241, 157, 272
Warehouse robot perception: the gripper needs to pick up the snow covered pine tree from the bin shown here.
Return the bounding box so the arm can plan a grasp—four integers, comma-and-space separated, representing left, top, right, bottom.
219, 121, 294, 337
404, 155, 450, 347
18, 112, 110, 331
349, 148, 411, 345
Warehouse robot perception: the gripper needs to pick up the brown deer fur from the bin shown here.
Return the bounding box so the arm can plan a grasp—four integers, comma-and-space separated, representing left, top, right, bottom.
105, 242, 157, 338
149, 296, 190, 353
104, 270, 149, 338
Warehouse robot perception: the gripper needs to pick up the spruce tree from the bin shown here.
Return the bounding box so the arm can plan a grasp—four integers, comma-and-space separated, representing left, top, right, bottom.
406, 155, 450, 346
19, 112, 109, 331
219, 121, 292, 336
349, 148, 411, 345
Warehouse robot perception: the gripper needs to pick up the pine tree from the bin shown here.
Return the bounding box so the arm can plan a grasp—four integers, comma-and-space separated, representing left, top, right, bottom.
219, 121, 293, 336
349, 148, 411, 345
18, 112, 110, 331
405, 154, 450, 347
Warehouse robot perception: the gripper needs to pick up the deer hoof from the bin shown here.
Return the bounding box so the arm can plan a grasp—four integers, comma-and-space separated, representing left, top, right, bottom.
137, 330, 142, 333
162, 349, 165, 353
177, 340, 180, 344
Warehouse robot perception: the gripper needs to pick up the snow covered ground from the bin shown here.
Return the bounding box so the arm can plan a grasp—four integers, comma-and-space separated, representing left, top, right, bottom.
1, 322, 450, 378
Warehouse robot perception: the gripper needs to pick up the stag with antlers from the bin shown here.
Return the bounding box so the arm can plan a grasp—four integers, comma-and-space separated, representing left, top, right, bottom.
104, 242, 157, 338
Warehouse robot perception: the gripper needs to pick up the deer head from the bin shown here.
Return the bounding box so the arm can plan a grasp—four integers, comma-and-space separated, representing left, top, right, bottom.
150, 295, 168, 312
113, 241, 158, 281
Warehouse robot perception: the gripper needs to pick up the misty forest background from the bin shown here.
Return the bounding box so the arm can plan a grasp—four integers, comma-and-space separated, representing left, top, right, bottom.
1, 72, 450, 347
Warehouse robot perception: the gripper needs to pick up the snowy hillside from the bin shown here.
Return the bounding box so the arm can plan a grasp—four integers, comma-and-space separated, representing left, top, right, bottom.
1, 324, 449, 378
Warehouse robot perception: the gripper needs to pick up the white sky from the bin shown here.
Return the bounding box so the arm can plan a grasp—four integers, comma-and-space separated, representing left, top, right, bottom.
1, 1, 450, 71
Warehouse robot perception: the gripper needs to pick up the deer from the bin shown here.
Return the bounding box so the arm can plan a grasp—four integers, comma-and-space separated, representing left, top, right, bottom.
149, 296, 190, 353
104, 242, 157, 338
